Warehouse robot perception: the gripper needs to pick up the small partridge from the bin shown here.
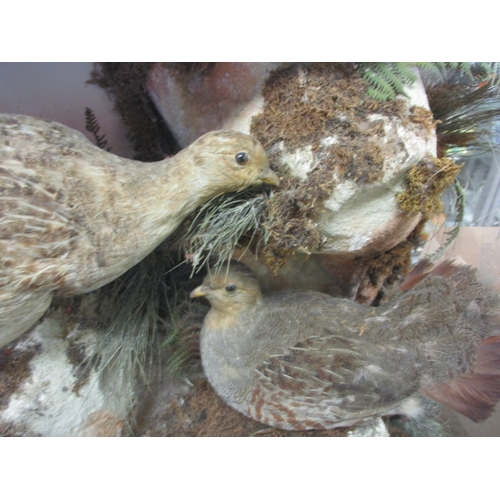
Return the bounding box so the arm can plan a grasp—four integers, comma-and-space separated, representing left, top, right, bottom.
0, 114, 278, 347
191, 261, 500, 431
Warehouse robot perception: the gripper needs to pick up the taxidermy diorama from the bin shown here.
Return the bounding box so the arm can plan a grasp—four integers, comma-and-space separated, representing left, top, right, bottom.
1, 62, 499, 436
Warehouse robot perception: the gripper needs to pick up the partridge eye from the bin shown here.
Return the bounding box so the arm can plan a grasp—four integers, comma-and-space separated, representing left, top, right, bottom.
225, 283, 237, 293
235, 152, 249, 166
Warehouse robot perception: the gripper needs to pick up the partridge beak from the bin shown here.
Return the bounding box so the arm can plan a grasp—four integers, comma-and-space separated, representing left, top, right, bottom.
258, 167, 280, 187
190, 285, 207, 299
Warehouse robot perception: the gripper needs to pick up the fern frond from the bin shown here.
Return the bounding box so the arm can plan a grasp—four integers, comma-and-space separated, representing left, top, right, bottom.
360, 62, 496, 102
360, 63, 418, 101
415, 62, 447, 82
85, 107, 112, 151
364, 66, 401, 101
392, 62, 419, 85
378, 63, 414, 97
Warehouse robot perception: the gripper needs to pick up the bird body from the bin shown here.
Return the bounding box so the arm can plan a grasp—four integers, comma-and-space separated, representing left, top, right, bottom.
191, 261, 500, 431
0, 114, 278, 347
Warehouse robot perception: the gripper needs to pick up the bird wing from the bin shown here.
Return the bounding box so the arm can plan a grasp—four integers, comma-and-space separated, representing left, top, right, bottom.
251, 336, 419, 430
0, 162, 79, 290
245, 299, 422, 430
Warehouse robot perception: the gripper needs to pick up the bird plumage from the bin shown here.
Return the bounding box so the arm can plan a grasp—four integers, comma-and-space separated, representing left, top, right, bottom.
0, 114, 278, 347
191, 261, 500, 431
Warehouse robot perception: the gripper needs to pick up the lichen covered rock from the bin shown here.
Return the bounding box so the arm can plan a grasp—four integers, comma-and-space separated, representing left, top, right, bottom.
0, 296, 127, 436
148, 63, 441, 265
250, 63, 438, 261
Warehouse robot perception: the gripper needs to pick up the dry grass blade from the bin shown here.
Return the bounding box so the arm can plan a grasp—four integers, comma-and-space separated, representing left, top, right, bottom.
90, 245, 175, 429
163, 293, 207, 377
180, 191, 268, 276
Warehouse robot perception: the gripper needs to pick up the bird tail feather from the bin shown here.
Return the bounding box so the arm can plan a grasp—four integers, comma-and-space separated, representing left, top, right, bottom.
399, 259, 458, 291
402, 260, 500, 421
421, 335, 500, 422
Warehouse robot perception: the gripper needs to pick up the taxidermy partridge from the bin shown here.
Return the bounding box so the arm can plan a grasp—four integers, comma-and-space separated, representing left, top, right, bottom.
0, 114, 279, 347
191, 261, 500, 431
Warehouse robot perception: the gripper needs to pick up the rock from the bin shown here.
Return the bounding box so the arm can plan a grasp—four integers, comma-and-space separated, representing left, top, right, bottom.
148, 63, 442, 299
147, 63, 286, 147
252, 64, 436, 258
0, 295, 128, 436
347, 418, 390, 437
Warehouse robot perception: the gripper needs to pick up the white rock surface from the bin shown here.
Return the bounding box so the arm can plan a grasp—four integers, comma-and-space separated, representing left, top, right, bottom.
0, 298, 127, 437
275, 73, 436, 255
347, 417, 390, 437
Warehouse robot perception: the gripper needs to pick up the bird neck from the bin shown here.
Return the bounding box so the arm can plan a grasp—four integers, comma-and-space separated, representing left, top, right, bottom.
137, 154, 228, 235
202, 290, 261, 338
201, 301, 261, 375
72, 156, 224, 293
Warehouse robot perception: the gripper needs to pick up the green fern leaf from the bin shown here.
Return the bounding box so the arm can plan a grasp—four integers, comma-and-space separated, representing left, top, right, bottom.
379, 63, 415, 97
361, 62, 420, 101
364, 68, 399, 101
359, 62, 488, 102
415, 62, 447, 82
392, 62, 419, 85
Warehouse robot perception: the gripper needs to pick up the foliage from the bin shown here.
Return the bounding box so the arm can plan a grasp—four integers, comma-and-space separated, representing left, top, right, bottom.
84, 107, 111, 151
89, 63, 179, 161
427, 77, 500, 156
359, 62, 492, 102
163, 294, 206, 377
91, 245, 172, 424
360, 62, 420, 101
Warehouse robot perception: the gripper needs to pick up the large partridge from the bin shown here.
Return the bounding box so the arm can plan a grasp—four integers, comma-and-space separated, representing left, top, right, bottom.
191, 261, 500, 431
0, 114, 278, 347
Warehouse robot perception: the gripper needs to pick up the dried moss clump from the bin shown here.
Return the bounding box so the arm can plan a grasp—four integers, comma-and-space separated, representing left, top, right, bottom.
0, 344, 38, 411
409, 105, 439, 134
250, 63, 431, 272
259, 176, 330, 271
251, 62, 394, 182
397, 156, 463, 218
355, 219, 427, 302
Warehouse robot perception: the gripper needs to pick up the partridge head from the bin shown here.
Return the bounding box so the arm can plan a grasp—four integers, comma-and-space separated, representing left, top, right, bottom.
0, 114, 278, 347
191, 261, 500, 431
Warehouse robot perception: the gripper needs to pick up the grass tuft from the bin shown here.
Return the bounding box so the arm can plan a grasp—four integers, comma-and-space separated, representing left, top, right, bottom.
178, 190, 269, 276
